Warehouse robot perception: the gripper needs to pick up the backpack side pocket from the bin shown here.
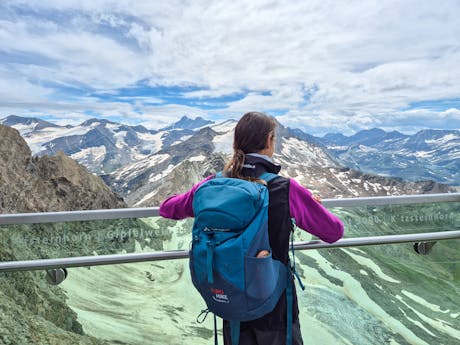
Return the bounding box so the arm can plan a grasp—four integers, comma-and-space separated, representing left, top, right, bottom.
245, 253, 279, 308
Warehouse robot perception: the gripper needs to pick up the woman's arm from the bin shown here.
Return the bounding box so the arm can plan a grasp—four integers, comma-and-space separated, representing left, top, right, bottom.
289, 178, 344, 243
159, 175, 214, 220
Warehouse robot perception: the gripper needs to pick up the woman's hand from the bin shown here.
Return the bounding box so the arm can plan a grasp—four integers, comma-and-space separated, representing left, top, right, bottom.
313, 194, 322, 204
256, 250, 270, 258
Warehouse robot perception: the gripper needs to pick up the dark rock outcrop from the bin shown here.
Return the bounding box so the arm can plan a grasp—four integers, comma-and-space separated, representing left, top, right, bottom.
0, 124, 128, 344
0, 125, 125, 213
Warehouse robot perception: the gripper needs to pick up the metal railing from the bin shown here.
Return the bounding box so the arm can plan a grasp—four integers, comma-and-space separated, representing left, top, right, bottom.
0, 230, 459, 272
0, 193, 459, 273
0, 192, 459, 225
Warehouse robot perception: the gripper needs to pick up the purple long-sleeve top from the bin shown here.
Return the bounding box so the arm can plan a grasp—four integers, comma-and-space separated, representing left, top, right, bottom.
159, 175, 344, 243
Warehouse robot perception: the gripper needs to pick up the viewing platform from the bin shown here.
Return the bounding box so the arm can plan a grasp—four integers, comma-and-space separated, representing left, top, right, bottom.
1, 193, 459, 345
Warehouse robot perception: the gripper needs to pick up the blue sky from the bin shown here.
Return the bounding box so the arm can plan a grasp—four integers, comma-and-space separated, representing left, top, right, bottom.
0, 0, 459, 135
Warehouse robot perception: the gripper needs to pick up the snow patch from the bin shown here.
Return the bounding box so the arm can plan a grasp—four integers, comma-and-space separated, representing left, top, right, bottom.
213, 131, 234, 154
148, 163, 176, 184
113, 131, 127, 149
137, 132, 164, 153
170, 135, 192, 146
189, 155, 206, 162
414, 150, 436, 158
114, 154, 170, 180
9, 123, 38, 135
357, 145, 378, 153
397, 307, 437, 337
426, 134, 459, 145
23, 126, 90, 154
341, 249, 401, 283
71, 146, 107, 163
211, 120, 236, 133
401, 290, 450, 314
396, 295, 460, 340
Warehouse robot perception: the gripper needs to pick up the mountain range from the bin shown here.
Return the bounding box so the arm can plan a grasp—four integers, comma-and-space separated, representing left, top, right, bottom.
1, 115, 457, 207
0, 115, 211, 175
319, 128, 460, 186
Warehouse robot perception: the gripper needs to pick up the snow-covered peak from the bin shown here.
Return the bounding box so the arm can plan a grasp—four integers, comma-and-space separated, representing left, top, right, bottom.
0, 115, 61, 135
160, 115, 214, 131
79, 118, 118, 127
279, 137, 338, 167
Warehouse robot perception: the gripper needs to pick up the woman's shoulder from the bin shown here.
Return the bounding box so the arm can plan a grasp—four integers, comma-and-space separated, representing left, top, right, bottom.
265, 174, 291, 192
267, 174, 290, 184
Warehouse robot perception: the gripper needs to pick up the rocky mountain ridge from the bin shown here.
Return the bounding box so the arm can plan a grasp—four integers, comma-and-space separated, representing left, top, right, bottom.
105, 120, 453, 207
319, 128, 460, 185
0, 125, 125, 213
3, 114, 458, 187
1, 115, 456, 209
0, 115, 202, 175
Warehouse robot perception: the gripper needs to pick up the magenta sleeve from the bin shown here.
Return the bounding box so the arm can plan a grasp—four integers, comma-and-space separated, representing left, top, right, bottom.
289, 178, 344, 243
159, 175, 214, 220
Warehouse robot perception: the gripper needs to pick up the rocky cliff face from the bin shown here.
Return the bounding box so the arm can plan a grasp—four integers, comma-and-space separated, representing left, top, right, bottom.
0, 125, 125, 213
0, 124, 127, 345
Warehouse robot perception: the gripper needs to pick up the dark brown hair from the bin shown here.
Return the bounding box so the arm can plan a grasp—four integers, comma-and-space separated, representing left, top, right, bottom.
223, 112, 276, 180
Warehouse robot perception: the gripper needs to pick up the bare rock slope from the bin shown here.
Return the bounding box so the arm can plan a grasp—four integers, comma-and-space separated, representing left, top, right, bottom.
0, 125, 124, 213
0, 124, 126, 345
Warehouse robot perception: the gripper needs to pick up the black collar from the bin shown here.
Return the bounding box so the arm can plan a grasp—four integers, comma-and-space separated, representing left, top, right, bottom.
241, 154, 281, 177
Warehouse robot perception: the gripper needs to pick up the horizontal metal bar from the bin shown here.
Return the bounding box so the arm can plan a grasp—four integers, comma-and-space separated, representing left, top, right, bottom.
293, 229, 460, 250
0, 207, 160, 225
0, 250, 189, 272
321, 192, 460, 208
1, 230, 459, 272
0, 193, 458, 225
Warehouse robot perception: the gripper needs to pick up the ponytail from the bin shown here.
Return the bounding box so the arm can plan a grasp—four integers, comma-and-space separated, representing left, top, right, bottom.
223, 149, 245, 178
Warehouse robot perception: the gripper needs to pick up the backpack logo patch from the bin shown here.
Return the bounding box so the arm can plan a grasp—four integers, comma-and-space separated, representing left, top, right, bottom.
211, 288, 230, 303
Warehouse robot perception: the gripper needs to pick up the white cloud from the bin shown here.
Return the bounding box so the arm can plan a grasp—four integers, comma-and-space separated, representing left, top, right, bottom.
182, 87, 242, 99
0, 0, 459, 133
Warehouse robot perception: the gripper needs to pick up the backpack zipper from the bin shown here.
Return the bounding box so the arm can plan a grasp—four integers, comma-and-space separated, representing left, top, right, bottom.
204, 227, 232, 232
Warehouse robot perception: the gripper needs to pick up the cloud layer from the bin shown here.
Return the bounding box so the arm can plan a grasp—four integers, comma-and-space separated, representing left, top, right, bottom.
0, 0, 459, 134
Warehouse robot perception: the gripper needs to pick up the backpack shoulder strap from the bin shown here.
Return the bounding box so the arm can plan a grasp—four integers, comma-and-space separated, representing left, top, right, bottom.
259, 172, 278, 183
215, 171, 278, 182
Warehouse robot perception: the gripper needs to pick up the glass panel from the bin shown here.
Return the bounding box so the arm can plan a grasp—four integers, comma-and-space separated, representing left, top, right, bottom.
1, 202, 458, 260
61, 261, 218, 344
295, 239, 460, 345
334, 201, 459, 237
0, 218, 193, 260
295, 201, 460, 242
0, 261, 217, 345
1, 241, 458, 344
0, 201, 459, 344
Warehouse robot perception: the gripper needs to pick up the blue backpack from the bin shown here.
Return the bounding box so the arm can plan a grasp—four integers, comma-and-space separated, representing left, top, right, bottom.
190, 172, 298, 345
